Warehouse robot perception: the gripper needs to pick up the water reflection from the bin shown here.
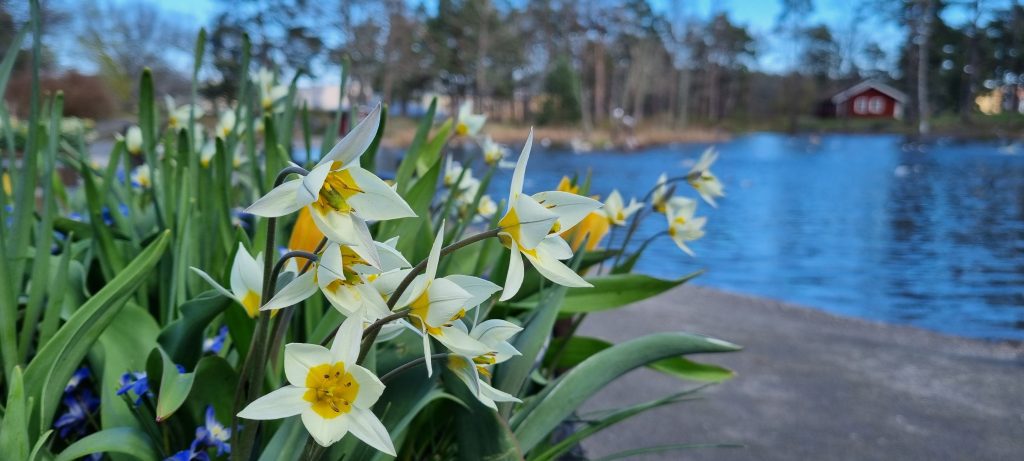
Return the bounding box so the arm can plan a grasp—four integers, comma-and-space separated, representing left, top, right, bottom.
484, 133, 1024, 340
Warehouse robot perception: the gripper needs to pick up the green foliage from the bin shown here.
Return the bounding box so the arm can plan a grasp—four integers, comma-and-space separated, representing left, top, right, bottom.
538, 55, 582, 125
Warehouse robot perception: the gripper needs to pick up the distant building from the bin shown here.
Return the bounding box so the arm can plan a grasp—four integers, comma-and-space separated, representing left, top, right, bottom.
826, 81, 907, 120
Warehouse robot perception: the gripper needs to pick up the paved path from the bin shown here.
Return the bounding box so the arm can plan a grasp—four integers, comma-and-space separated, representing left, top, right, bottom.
580, 285, 1024, 460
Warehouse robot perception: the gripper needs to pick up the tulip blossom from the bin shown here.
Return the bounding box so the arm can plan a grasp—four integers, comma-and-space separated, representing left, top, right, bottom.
446, 319, 522, 409
238, 315, 395, 453
200, 141, 216, 168
481, 135, 510, 166
217, 109, 237, 139
601, 190, 643, 226
665, 197, 706, 256
497, 131, 599, 300
688, 148, 725, 207
130, 164, 152, 189
393, 223, 500, 375
256, 67, 288, 110
651, 173, 671, 213
165, 95, 204, 130
124, 125, 143, 155
244, 104, 415, 268
191, 243, 284, 318
455, 100, 486, 137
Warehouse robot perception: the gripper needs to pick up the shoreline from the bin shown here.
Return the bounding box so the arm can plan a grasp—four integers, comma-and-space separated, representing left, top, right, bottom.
580, 284, 1023, 460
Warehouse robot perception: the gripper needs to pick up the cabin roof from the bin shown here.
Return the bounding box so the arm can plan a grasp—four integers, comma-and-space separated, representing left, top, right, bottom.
831, 81, 908, 104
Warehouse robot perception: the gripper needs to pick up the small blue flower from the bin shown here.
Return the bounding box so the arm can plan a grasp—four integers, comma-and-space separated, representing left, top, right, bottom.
68, 212, 85, 222
117, 365, 184, 405
54, 389, 99, 438
195, 406, 231, 456
202, 326, 229, 355
118, 203, 130, 217
66, 367, 91, 393
166, 442, 210, 461
101, 207, 114, 226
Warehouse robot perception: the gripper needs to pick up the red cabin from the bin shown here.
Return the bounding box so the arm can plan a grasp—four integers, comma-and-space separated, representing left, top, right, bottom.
829, 81, 907, 120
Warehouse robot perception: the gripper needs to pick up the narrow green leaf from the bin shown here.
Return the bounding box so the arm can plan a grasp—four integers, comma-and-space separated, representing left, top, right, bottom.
546, 336, 734, 383
158, 291, 231, 368
509, 272, 702, 313
96, 304, 159, 430
394, 97, 437, 192
512, 333, 740, 452
360, 104, 387, 172
155, 347, 196, 421
54, 427, 158, 461
0, 366, 29, 460
23, 230, 170, 435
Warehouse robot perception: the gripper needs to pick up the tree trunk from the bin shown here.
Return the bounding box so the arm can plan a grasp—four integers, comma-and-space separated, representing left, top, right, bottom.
593, 42, 606, 125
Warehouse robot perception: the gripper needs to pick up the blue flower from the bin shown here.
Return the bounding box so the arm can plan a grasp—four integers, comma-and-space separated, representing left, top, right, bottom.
166, 442, 210, 461
68, 212, 85, 222
195, 406, 231, 456
202, 326, 229, 355
66, 367, 91, 393
54, 388, 99, 438
118, 365, 185, 405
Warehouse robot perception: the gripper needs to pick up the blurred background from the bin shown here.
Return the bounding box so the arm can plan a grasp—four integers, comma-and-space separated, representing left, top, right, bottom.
2, 0, 1022, 341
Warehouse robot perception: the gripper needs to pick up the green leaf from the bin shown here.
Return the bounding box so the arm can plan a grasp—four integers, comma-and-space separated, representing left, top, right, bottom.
546, 336, 734, 383
511, 332, 740, 452
23, 231, 170, 435
591, 443, 743, 461
445, 367, 522, 461
0, 366, 30, 460
257, 418, 304, 461
155, 347, 195, 421
415, 119, 452, 176
509, 272, 702, 313
531, 385, 711, 461
186, 356, 238, 430
394, 97, 437, 193
360, 104, 387, 172
96, 304, 159, 430
54, 428, 158, 461
157, 290, 231, 368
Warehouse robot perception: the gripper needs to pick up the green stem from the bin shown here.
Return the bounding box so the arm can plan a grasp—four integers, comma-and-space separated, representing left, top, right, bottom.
380, 353, 449, 383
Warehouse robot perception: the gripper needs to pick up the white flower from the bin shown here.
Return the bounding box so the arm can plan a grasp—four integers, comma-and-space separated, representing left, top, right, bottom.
393, 222, 501, 376
125, 125, 143, 155
165, 95, 204, 130
665, 197, 706, 256
200, 141, 216, 168
130, 164, 152, 189
217, 109, 237, 139
496, 130, 600, 300
443, 157, 472, 189
477, 194, 497, 219
238, 315, 396, 453
244, 104, 415, 269
688, 148, 724, 207
256, 67, 289, 110
651, 173, 672, 213
481, 135, 509, 166
455, 100, 486, 137
446, 319, 522, 409
601, 190, 643, 226
191, 243, 290, 318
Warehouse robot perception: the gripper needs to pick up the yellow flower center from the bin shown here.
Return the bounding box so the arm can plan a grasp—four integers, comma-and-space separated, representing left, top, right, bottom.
408, 284, 466, 336
498, 208, 523, 245
241, 290, 261, 318
456, 122, 469, 136
556, 176, 579, 194
314, 168, 362, 214
303, 363, 359, 419
201, 158, 211, 168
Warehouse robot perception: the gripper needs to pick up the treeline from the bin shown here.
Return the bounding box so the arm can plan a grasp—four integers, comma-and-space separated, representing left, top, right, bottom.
3, 0, 1024, 133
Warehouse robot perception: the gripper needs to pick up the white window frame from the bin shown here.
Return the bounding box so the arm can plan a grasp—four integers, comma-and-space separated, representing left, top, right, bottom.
853, 96, 868, 114
868, 96, 885, 114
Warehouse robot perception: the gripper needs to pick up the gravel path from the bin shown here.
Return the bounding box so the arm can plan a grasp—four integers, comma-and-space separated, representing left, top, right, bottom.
580, 285, 1024, 461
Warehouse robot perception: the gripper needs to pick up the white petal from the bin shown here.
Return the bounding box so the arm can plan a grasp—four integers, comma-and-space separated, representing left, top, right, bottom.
310, 209, 382, 269
190, 267, 234, 300
346, 167, 416, 220
245, 179, 306, 217
523, 250, 591, 288
302, 409, 349, 447
446, 355, 481, 399
300, 162, 332, 205
509, 129, 533, 199
375, 240, 411, 270
435, 324, 490, 357
531, 191, 601, 230
238, 386, 307, 420
347, 407, 396, 456
284, 343, 332, 388
262, 270, 318, 310
471, 319, 523, 345
499, 245, 524, 301
537, 234, 573, 260
425, 222, 445, 282
425, 278, 472, 327
348, 365, 385, 409
421, 329, 433, 377
509, 195, 557, 250
393, 275, 427, 310
316, 243, 346, 287
330, 312, 363, 365
666, 196, 697, 221
479, 380, 520, 404
318, 104, 381, 168
372, 268, 411, 300
444, 274, 500, 308
232, 244, 263, 297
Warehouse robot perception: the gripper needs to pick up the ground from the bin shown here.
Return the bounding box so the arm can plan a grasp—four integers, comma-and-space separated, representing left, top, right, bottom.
581, 285, 1024, 461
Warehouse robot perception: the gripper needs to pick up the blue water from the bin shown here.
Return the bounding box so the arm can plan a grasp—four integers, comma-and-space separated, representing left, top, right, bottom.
487, 133, 1024, 341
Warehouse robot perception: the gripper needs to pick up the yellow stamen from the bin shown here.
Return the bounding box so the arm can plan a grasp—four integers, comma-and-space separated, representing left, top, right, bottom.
456, 122, 469, 136
313, 169, 363, 214
241, 290, 261, 318
303, 363, 359, 419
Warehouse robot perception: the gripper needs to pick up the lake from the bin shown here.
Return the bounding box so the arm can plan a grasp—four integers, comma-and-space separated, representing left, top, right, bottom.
487, 133, 1024, 341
